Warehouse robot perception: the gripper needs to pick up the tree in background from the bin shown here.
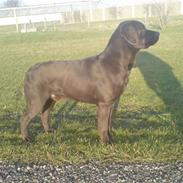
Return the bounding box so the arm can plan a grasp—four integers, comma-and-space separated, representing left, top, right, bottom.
144, 0, 173, 30
4, 0, 20, 7
153, 0, 169, 30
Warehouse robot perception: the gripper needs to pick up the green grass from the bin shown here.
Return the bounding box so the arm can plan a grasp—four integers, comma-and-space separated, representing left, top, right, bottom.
0, 19, 183, 164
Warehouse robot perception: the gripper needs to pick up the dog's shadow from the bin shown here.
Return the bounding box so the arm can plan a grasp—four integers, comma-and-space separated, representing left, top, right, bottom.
52, 101, 96, 126
136, 51, 183, 122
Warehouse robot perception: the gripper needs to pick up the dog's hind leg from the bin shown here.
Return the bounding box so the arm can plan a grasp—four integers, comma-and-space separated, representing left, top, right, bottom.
20, 101, 42, 141
20, 90, 50, 141
41, 98, 55, 133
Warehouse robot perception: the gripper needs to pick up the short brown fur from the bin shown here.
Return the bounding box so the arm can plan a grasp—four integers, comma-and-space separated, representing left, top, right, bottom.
20, 20, 159, 144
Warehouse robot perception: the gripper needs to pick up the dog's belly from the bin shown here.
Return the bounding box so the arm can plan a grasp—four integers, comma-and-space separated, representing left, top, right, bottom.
48, 80, 98, 104
50, 85, 123, 104
49, 80, 123, 104
50, 90, 98, 104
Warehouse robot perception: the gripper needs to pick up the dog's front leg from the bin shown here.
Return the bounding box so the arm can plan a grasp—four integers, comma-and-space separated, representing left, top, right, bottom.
97, 103, 113, 144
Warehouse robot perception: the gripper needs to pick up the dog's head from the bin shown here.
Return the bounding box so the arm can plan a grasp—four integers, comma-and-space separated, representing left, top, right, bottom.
119, 20, 159, 49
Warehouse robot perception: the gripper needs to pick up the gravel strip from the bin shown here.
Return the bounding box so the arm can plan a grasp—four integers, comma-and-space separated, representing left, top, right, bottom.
0, 161, 183, 183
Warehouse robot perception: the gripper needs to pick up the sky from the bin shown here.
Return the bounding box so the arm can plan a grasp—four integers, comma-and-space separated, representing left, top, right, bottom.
0, 0, 150, 7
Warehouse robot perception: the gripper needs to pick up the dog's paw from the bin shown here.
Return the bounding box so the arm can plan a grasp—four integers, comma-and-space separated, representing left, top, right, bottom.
45, 128, 56, 133
21, 135, 32, 142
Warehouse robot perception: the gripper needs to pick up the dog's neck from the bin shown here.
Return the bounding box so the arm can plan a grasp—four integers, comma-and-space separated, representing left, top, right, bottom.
101, 29, 139, 69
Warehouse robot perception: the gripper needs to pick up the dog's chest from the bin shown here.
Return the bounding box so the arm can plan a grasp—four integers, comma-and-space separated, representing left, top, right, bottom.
112, 62, 133, 95
124, 62, 134, 85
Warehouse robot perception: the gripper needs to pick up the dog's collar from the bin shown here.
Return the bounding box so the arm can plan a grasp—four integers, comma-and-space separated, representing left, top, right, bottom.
120, 26, 138, 47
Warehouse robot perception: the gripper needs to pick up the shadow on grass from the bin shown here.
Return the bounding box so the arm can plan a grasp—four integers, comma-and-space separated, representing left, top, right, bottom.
135, 51, 183, 131
53, 100, 78, 129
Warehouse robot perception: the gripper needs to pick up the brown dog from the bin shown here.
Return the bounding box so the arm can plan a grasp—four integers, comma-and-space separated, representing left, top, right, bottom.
21, 20, 159, 144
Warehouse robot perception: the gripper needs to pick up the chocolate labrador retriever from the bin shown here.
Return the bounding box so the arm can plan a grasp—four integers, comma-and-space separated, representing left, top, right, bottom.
21, 20, 159, 144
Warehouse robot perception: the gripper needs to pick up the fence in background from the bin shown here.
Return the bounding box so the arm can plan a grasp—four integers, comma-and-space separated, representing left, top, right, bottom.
0, 0, 183, 32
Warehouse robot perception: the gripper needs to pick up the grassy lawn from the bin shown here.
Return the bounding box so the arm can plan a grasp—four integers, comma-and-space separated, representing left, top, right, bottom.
0, 19, 183, 164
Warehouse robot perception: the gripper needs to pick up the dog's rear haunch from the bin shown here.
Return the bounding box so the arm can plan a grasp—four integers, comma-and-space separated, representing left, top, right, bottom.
21, 20, 159, 144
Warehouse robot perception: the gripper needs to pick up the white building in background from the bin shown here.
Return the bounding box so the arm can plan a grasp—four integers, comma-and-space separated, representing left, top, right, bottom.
0, 0, 182, 32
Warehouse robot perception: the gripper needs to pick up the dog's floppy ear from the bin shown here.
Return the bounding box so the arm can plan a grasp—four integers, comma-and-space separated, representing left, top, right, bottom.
120, 23, 137, 46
